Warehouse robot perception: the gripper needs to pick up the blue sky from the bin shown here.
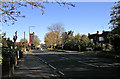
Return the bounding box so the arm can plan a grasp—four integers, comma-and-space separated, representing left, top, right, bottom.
2, 2, 114, 43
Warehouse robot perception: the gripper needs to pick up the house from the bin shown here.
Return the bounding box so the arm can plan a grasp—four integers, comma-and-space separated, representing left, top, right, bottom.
88, 30, 111, 48
30, 32, 34, 43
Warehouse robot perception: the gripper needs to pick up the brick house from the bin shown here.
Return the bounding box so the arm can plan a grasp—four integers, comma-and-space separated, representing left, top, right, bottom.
29, 32, 34, 43
88, 30, 111, 48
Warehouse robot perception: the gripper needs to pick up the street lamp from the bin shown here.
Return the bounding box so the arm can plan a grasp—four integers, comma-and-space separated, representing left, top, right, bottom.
29, 26, 35, 43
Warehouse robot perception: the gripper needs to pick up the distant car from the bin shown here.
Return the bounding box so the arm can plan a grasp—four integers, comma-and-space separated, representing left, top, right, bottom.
40, 47, 43, 50
26, 47, 29, 51
86, 47, 93, 51
35, 47, 39, 50
37, 47, 39, 50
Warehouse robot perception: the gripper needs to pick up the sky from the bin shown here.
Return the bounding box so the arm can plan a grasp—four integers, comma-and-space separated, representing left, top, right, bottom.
2, 2, 115, 43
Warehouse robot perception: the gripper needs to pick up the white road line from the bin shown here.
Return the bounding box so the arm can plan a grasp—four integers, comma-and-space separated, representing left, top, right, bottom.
48, 64, 56, 70
44, 61, 48, 64
58, 71, 65, 76
39, 58, 65, 77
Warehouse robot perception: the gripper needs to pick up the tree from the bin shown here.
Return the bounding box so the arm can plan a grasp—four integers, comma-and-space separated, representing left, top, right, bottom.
62, 30, 74, 44
20, 38, 28, 46
80, 35, 90, 51
109, 1, 120, 34
48, 23, 65, 46
74, 33, 82, 51
62, 30, 74, 50
73, 34, 90, 51
31, 35, 40, 47
63, 32, 91, 51
109, 1, 120, 53
44, 32, 57, 47
0, 1, 75, 25
61, 32, 68, 45
67, 30, 74, 36
62, 30, 75, 50
110, 34, 120, 54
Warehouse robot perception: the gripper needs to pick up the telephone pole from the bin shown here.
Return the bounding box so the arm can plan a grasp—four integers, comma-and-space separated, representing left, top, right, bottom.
24, 31, 25, 51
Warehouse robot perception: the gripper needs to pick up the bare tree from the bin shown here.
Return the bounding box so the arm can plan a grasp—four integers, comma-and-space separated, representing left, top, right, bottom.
48, 23, 65, 45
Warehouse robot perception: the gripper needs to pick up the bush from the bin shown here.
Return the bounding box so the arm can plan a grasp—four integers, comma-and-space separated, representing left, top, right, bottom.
2, 47, 15, 78
93, 44, 103, 51
111, 34, 120, 54
2, 47, 15, 64
2, 48, 14, 58
105, 44, 112, 50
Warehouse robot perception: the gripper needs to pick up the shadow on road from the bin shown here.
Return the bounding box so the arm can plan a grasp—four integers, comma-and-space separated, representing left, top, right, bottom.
33, 50, 120, 79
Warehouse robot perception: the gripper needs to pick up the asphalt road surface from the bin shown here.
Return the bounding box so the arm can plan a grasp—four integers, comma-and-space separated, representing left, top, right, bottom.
32, 50, 120, 79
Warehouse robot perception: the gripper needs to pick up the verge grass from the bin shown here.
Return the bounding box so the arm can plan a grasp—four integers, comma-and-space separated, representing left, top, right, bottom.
47, 48, 120, 59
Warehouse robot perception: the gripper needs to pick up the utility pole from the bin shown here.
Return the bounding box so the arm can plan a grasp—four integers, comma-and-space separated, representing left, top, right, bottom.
29, 27, 30, 43
24, 31, 25, 52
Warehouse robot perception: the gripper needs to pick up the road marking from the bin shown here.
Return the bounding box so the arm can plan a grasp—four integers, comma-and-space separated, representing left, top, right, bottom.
58, 71, 65, 76
44, 61, 48, 64
38, 57, 65, 77
78, 61, 119, 68
48, 64, 56, 70
78, 61, 100, 68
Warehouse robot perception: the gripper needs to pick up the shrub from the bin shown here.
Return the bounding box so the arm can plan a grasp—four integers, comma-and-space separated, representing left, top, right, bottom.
93, 44, 103, 51
111, 34, 120, 54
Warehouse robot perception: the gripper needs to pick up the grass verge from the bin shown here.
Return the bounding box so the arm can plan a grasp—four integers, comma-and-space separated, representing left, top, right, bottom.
97, 51, 120, 59
47, 48, 120, 59
48, 48, 82, 53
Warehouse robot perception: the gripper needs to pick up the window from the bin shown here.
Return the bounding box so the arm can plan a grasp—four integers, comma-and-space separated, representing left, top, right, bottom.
91, 39, 93, 42
99, 37, 104, 41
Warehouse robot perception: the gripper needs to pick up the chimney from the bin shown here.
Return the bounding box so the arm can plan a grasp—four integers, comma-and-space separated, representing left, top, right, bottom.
88, 33, 90, 36
103, 30, 105, 33
97, 31, 99, 34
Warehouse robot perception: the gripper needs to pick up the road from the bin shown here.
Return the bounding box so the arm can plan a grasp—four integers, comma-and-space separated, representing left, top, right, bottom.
32, 50, 120, 79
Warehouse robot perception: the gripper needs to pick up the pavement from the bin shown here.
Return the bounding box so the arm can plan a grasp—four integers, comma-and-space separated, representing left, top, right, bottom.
13, 53, 59, 79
